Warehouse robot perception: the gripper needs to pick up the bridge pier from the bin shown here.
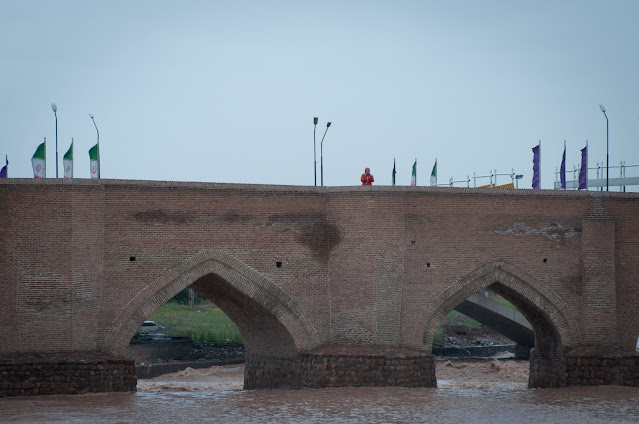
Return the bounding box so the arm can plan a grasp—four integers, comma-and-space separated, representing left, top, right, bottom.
561, 347, 639, 387
244, 345, 436, 389
0, 353, 136, 397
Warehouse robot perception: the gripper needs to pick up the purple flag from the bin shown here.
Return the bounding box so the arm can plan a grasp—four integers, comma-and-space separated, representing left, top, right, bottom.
579, 145, 587, 189
560, 147, 566, 189
0, 156, 7, 178
532, 144, 540, 189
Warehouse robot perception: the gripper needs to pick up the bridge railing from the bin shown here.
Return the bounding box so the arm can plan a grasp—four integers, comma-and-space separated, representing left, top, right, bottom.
554, 161, 639, 191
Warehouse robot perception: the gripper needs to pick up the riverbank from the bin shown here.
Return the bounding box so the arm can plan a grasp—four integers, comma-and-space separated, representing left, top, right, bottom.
137, 359, 530, 392
128, 316, 517, 379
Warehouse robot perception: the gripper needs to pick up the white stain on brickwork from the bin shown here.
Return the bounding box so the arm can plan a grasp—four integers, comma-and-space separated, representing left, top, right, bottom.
491, 222, 581, 241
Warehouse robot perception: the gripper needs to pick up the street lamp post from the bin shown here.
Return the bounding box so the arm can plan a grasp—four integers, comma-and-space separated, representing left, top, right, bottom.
313, 117, 318, 186
89, 114, 100, 178
51, 103, 58, 178
599, 104, 609, 191
320, 121, 331, 186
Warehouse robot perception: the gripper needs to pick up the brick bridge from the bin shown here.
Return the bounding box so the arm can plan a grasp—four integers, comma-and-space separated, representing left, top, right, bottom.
1, 179, 639, 395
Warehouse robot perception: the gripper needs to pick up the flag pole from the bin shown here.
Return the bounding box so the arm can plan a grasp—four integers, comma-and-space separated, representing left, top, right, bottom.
392, 158, 396, 186
71, 138, 74, 177
90, 114, 100, 178
563, 140, 566, 189
313, 117, 318, 186
44, 137, 47, 178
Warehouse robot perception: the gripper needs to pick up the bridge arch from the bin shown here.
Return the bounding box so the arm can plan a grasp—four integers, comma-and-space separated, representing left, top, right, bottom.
416, 260, 581, 388
101, 250, 320, 358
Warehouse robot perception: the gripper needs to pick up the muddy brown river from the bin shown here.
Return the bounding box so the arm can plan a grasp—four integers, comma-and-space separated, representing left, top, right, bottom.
1, 361, 638, 423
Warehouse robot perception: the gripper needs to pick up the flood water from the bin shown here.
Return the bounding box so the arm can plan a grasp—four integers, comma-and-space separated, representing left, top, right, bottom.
1, 362, 638, 424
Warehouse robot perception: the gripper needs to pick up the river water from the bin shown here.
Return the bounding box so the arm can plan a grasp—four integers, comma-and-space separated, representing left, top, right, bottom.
1, 362, 638, 423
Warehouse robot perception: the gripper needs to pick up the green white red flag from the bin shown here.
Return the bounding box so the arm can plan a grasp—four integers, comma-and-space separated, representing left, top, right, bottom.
31, 142, 46, 178
63, 141, 73, 178
89, 143, 99, 179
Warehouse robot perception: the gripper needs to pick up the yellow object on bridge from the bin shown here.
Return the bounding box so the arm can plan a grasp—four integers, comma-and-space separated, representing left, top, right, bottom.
477, 182, 515, 189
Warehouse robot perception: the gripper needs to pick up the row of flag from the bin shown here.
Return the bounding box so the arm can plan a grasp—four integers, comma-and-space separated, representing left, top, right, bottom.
0, 140, 100, 179
531, 141, 588, 190
391, 159, 438, 186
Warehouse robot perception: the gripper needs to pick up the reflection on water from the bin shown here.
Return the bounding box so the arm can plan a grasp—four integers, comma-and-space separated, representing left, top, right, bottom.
1, 363, 638, 424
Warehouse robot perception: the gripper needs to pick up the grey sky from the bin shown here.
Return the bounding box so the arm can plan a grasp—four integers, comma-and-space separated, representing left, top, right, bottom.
1, 0, 638, 189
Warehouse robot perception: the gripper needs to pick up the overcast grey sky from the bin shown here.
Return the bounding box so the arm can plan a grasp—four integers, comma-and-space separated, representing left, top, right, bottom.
1, 0, 638, 189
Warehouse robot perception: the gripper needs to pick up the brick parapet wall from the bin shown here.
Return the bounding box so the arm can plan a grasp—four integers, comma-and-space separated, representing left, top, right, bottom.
563, 355, 639, 387
0, 354, 136, 397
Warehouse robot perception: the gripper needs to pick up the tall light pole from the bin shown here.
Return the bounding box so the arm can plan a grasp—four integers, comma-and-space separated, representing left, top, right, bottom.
320, 121, 331, 186
599, 104, 609, 191
51, 103, 58, 178
89, 113, 100, 178
313, 117, 318, 186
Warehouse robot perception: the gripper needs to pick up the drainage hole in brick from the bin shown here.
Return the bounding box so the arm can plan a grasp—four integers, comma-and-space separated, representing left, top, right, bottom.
426, 263, 431, 268
130, 256, 136, 262
543, 258, 548, 263
276, 261, 282, 268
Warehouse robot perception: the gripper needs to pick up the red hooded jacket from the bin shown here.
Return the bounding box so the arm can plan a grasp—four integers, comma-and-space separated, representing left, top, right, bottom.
361, 168, 374, 185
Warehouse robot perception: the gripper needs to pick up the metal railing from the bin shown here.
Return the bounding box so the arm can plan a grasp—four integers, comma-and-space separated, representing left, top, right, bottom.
554, 161, 639, 191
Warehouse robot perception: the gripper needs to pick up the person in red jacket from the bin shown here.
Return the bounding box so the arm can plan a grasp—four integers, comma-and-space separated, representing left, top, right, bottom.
361, 167, 374, 185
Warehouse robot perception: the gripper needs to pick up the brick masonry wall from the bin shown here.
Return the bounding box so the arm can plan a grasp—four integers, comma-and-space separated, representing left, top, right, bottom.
0, 354, 136, 397
244, 345, 436, 389
563, 355, 639, 387
2, 179, 639, 392
295, 352, 436, 389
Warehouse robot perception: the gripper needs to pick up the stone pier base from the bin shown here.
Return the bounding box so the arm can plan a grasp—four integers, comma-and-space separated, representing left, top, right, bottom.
0, 353, 137, 397
563, 353, 639, 387
245, 345, 436, 389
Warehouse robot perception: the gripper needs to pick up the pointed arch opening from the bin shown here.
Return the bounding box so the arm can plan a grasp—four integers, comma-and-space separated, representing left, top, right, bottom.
419, 260, 579, 388
102, 250, 320, 383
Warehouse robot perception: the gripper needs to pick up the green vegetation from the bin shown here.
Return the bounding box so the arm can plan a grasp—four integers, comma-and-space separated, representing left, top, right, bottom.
149, 290, 519, 347
433, 326, 444, 345
170, 288, 209, 305
489, 293, 517, 310
149, 302, 243, 346
444, 309, 482, 327
433, 310, 482, 345
432, 292, 520, 345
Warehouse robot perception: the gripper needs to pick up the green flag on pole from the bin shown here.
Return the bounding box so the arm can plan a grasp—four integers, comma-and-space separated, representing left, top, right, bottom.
430, 160, 437, 186
392, 159, 396, 186
63, 141, 73, 178
32, 142, 46, 178
411, 160, 417, 186
89, 143, 100, 179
